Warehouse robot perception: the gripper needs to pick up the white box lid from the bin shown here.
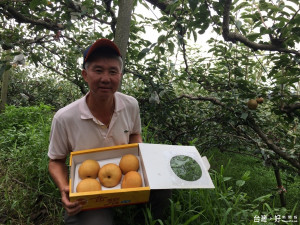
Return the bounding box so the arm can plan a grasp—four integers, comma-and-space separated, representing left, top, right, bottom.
139, 143, 215, 189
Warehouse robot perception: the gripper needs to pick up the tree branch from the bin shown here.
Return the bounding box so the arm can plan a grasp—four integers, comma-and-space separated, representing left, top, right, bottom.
0, 1, 112, 33
281, 102, 300, 114
19, 35, 54, 45
103, 0, 117, 33
177, 94, 226, 107
0, 3, 64, 31
247, 114, 300, 172
38, 59, 87, 95
61, 1, 111, 25
177, 94, 300, 173
222, 0, 300, 56
144, 0, 173, 14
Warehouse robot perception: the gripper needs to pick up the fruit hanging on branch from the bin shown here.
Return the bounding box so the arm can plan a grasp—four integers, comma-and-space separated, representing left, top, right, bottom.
256, 97, 264, 104
247, 99, 258, 110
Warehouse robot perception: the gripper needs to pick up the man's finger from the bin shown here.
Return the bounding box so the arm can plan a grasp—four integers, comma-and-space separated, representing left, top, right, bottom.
67, 204, 82, 216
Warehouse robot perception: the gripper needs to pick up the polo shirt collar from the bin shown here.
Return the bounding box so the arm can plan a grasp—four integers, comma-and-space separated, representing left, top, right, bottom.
114, 92, 126, 112
79, 92, 125, 120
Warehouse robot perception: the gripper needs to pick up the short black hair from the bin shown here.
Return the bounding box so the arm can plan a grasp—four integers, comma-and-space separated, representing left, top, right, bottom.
83, 47, 123, 70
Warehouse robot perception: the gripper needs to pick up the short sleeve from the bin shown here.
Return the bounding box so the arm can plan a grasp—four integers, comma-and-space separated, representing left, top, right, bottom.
48, 116, 70, 159
131, 100, 142, 134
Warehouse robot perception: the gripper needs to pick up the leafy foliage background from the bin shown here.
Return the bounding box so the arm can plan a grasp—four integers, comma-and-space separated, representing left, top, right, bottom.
0, 0, 300, 224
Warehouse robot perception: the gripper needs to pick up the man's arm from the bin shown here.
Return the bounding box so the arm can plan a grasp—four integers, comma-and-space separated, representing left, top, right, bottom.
49, 158, 69, 190
129, 133, 143, 143
49, 158, 82, 216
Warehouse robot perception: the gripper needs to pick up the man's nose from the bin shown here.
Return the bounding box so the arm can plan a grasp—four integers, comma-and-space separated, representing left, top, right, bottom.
100, 71, 110, 82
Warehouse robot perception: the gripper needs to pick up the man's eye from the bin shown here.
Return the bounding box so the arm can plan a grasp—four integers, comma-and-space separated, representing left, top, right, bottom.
96, 70, 103, 73
110, 70, 118, 75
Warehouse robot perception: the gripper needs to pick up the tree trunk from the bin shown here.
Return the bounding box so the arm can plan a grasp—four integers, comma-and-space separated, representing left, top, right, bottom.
273, 166, 286, 207
0, 51, 12, 113
114, 0, 134, 91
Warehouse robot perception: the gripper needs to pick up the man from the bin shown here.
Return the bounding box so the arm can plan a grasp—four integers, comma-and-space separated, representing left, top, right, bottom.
48, 39, 170, 225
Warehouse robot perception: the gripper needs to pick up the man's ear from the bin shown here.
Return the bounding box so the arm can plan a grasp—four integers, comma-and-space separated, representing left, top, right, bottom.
82, 69, 88, 82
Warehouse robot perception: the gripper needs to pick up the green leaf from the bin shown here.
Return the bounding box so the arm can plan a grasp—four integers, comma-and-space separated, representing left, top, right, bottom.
192, 30, 197, 42
183, 212, 203, 225
188, 0, 198, 12
137, 48, 150, 60
168, 42, 175, 54
254, 194, 273, 203
277, 76, 299, 84
236, 180, 245, 187
221, 208, 232, 225
168, 2, 179, 15
159, 46, 165, 54
223, 177, 232, 181
29, 0, 39, 9
234, 2, 250, 12
287, 0, 300, 5
241, 112, 248, 120
291, 27, 300, 36
30, 0, 47, 9
158, 35, 166, 44
31, 54, 41, 67
241, 171, 251, 181
284, 5, 297, 13
247, 33, 260, 41
236, 20, 242, 30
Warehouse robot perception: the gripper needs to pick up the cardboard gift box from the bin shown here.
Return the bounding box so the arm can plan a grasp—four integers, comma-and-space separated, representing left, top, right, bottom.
69, 143, 214, 210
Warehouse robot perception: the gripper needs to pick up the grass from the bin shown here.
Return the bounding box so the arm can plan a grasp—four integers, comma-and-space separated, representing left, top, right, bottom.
0, 105, 62, 225
206, 149, 300, 214
0, 105, 299, 224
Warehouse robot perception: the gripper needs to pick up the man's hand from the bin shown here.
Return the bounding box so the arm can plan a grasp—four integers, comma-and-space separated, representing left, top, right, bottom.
129, 133, 142, 144
61, 185, 82, 216
49, 159, 83, 216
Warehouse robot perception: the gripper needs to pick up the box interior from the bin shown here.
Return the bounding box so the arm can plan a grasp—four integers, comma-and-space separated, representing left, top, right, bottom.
70, 145, 149, 194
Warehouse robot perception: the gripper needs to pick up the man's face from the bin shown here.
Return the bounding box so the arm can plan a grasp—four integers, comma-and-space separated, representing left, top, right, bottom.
82, 57, 122, 99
